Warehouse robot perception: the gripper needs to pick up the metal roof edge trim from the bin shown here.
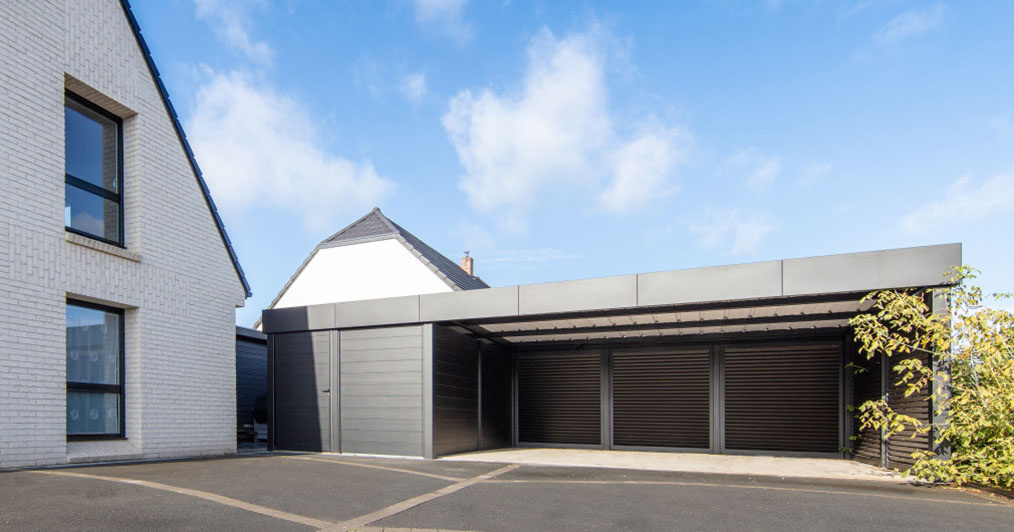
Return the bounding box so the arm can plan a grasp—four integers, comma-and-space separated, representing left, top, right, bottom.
260, 243, 961, 334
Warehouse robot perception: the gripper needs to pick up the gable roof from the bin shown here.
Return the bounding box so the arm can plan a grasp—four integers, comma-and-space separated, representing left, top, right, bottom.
319, 208, 490, 291
119, 0, 251, 298
255, 208, 488, 328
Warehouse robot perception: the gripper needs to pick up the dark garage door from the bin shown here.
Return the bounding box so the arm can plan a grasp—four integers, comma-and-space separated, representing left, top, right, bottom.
723, 342, 841, 454
272, 331, 332, 452
612, 348, 711, 449
517, 352, 601, 446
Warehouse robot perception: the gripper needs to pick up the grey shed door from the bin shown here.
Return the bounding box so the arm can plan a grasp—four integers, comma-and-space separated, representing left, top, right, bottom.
273, 331, 332, 452
612, 348, 711, 449
722, 342, 840, 454
517, 352, 601, 446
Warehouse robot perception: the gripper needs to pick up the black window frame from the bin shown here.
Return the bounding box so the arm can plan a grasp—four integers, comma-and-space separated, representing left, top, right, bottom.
66, 298, 126, 441
64, 91, 125, 248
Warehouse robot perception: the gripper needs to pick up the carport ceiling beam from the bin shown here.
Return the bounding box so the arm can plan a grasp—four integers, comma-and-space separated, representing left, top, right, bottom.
490, 311, 862, 339
458, 292, 868, 327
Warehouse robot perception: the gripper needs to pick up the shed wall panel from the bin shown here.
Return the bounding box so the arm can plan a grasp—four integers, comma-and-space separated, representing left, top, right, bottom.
851, 350, 883, 465
886, 351, 932, 469
272, 331, 331, 452
432, 326, 480, 457
236, 337, 267, 430
340, 325, 424, 457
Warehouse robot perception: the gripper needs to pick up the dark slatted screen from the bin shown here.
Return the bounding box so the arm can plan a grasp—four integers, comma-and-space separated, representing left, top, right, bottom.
517, 352, 601, 445
851, 349, 883, 465
612, 349, 711, 449
886, 351, 932, 469
724, 343, 840, 454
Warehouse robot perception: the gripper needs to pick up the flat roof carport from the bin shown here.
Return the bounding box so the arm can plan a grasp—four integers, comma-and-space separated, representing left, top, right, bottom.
261, 243, 960, 465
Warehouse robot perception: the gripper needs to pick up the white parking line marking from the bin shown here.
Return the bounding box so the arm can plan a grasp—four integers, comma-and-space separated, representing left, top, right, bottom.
32, 470, 333, 529
284, 455, 466, 482
485, 479, 1012, 508
321, 464, 520, 532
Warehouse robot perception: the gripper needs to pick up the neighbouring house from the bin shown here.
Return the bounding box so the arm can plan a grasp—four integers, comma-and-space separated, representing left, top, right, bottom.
262, 241, 959, 469
0, 0, 250, 469
253, 207, 488, 330
236, 326, 268, 442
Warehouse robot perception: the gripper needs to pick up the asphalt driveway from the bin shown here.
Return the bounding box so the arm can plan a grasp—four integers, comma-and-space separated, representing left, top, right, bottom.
1, 453, 1011, 531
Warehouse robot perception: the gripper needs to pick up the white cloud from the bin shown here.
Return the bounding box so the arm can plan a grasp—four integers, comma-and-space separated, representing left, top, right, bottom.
443, 28, 690, 225
691, 208, 774, 255
872, 4, 944, 46
600, 127, 689, 212
186, 71, 394, 231
194, 0, 273, 64
412, 0, 472, 42
900, 174, 1014, 235
399, 73, 428, 103
719, 148, 781, 191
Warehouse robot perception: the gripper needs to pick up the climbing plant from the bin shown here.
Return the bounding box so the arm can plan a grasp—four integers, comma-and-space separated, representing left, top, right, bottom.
850, 266, 1014, 489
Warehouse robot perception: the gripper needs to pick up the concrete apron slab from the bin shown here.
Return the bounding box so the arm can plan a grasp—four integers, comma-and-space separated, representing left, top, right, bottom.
439, 448, 904, 482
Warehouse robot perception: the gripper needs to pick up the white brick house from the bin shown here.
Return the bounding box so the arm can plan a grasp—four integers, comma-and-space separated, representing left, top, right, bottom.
0, 0, 250, 469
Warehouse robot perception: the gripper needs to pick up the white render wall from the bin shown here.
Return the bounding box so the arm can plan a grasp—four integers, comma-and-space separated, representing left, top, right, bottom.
0, 0, 248, 469
273, 239, 453, 309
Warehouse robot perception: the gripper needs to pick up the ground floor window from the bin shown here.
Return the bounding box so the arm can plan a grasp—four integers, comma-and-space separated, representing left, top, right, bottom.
66, 300, 124, 439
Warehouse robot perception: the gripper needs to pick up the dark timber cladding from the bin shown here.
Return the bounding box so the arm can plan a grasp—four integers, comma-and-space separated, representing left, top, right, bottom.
722, 343, 841, 454
517, 352, 602, 446
612, 348, 711, 449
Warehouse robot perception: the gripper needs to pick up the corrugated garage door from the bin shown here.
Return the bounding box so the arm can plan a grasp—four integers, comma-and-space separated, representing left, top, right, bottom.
723, 343, 840, 454
517, 352, 601, 446
612, 348, 711, 449
272, 331, 332, 452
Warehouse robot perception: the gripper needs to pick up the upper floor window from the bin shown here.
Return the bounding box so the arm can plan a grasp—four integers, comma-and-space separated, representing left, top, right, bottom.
65, 92, 123, 246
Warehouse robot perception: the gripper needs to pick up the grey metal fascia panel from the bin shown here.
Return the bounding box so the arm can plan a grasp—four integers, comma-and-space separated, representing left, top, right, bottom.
519, 275, 637, 315
261, 304, 335, 333
783, 243, 961, 296
637, 261, 782, 307
420, 286, 519, 322
334, 295, 420, 328
880, 243, 961, 289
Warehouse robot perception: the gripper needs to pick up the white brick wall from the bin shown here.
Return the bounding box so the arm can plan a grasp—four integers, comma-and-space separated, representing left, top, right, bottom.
0, 0, 248, 469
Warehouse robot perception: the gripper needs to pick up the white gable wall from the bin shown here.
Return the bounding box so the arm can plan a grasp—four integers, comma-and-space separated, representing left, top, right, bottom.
274, 238, 454, 309
0, 0, 246, 468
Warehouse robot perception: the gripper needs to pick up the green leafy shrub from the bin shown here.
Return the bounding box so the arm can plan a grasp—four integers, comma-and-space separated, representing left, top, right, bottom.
850, 266, 1014, 489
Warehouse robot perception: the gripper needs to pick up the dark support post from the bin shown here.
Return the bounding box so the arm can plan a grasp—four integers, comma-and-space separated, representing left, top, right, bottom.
841, 337, 851, 458
880, 351, 889, 469
267, 334, 275, 451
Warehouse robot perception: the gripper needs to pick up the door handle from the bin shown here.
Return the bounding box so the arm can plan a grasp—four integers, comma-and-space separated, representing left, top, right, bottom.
321, 389, 330, 393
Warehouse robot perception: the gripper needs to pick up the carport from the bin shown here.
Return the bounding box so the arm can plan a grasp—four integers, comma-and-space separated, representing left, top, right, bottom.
260, 243, 959, 469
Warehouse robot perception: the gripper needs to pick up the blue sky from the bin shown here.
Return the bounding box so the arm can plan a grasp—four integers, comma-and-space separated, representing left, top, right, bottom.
131, 1, 1014, 326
